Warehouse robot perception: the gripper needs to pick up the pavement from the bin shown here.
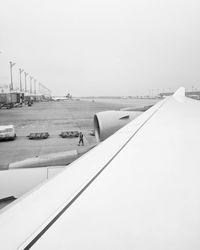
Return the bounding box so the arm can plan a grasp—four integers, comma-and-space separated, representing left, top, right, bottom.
0, 99, 126, 170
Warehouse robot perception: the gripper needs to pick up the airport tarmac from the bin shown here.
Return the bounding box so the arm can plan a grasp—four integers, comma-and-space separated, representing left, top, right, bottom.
0, 99, 146, 170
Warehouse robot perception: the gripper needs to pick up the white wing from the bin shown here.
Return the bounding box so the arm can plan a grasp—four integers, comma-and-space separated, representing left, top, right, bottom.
1, 87, 200, 249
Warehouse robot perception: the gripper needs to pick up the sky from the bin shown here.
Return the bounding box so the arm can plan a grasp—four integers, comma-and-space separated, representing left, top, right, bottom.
0, 0, 200, 96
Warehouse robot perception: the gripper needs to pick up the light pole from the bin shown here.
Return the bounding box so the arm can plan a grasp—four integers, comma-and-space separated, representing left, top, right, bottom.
24, 72, 28, 93
29, 76, 33, 94
9, 61, 16, 91
19, 68, 24, 92
34, 79, 37, 94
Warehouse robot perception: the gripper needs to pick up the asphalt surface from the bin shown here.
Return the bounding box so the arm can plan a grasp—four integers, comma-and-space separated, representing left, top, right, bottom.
0, 99, 127, 169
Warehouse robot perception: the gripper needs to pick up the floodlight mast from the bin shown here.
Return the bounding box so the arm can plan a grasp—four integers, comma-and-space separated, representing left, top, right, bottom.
24, 72, 29, 93
29, 75, 33, 94
9, 61, 16, 91
19, 68, 24, 92
34, 79, 37, 94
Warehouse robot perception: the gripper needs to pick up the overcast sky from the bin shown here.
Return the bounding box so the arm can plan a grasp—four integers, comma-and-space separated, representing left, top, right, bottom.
0, 0, 200, 96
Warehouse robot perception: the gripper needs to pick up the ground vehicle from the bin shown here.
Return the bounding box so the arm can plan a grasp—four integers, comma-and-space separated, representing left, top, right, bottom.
0, 93, 24, 109
0, 125, 16, 140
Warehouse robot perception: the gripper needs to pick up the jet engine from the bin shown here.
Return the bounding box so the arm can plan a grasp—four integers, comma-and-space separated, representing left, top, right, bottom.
94, 110, 141, 142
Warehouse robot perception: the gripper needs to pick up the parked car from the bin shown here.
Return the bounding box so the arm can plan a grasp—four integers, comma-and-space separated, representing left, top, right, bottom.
0, 125, 16, 141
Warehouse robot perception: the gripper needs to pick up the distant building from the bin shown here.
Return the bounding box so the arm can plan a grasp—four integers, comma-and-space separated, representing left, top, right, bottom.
159, 91, 200, 100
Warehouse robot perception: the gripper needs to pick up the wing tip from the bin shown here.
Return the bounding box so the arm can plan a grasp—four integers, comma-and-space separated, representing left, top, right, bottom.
173, 87, 185, 102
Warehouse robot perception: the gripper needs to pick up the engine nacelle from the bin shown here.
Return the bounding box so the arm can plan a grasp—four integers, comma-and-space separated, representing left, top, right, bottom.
94, 110, 141, 142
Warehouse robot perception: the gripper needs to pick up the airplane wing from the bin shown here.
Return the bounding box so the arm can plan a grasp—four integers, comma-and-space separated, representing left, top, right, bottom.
1, 87, 200, 249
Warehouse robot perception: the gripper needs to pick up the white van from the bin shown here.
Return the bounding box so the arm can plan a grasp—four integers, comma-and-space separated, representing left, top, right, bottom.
0, 125, 16, 140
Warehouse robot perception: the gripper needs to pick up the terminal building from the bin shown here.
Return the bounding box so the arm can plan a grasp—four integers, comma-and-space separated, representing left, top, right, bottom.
159, 91, 200, 100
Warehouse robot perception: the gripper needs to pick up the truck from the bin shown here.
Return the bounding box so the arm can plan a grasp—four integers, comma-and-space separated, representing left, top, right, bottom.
0, 94, 12, 108
0, 93, 24, 108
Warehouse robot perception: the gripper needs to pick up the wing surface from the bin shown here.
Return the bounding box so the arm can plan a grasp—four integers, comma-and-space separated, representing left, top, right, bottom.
1, 88, 200, 249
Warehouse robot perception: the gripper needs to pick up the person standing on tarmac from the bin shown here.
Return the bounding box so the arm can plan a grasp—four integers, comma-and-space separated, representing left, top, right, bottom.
78, 132, 84, 146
